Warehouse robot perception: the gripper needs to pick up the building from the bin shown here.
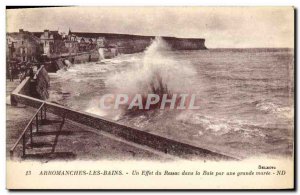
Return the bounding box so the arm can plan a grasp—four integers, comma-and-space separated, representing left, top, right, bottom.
96, 37, 106, 48
68, 30, 106, 52
77, 37, 98, 52
7, 29, 43, 64
61, 29, 79, 54
6, 37, 16, 60
39, 30, 65, 56
64, 39, 79, 54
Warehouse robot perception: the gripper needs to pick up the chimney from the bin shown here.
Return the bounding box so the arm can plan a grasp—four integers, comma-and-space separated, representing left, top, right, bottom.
19, 29, 24, 33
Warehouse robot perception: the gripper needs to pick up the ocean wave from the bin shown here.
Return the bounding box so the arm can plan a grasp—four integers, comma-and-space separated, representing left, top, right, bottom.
104, 55, 141, 64
85, 103, 123, 121
175, 111, 266, 138
204, 73, 280, 83
254, 100, 294, 119
105, 37, 197, 97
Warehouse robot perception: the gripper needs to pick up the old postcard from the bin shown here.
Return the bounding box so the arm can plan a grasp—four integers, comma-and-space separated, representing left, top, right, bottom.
6, 6, 294, 189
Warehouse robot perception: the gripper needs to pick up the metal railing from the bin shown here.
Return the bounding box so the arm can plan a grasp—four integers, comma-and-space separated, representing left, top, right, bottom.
10, 102, 46, 158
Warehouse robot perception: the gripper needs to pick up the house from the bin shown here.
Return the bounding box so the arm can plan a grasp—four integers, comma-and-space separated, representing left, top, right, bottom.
61, 29, 78, 54
64, 39, 79, 54
6, 37, 16, 60
77, 37, 97, 52
96, 37, 106, 48
40, 30, 65, 56
6, 29, 43, 63
68, 30, 106, 52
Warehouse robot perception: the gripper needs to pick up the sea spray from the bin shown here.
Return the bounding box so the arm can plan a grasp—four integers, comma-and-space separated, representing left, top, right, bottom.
99, 93, 200, 110
98, 48, 105, 60
85, 37, 198, 118
105, 37, 197, 109
61, 59, 72, 71
64, 59, 73, 67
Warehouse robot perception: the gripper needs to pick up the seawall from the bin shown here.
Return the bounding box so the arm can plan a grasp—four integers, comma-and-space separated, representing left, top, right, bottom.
11, 66, 50, 105
34, 66, 50, 99
72, 50, 100, 64
44, 50, 100, 72
11, 66, 236, 161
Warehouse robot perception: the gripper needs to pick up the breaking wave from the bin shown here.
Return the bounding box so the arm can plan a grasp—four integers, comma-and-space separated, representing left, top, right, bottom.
254, 100, 293, 120
176, 111, 266, 138
106, 37, 196, 97
87, 37, 197, 117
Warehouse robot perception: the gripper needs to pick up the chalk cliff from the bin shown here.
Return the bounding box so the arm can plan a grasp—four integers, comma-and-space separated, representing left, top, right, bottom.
162, 37, 206, 50
71, 32, 207, 54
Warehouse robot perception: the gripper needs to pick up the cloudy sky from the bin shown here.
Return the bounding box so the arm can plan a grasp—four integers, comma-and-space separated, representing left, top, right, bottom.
6, 7, 294, 48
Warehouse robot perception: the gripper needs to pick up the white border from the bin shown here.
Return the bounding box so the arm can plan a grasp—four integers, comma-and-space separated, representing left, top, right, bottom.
2, 0, 299, 6
0, 0, 298, 194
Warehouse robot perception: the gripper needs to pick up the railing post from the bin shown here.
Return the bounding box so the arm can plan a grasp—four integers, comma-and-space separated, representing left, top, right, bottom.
40, 107, 43, 121
30, 123, 33, 145
44, 105, 47, 120
10, 103, 46, 159
10, 150, 13, 160
22, 135, 26, 156
36, 115, 39, 132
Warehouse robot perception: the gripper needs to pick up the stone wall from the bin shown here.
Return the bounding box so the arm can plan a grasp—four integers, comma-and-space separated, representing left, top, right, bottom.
73, 50, 100, 64
10, 77, 31, 106
11, 65, 50, 102
56, 59, 65, 69
34, 66, 50, 100
43, 50, 100, 72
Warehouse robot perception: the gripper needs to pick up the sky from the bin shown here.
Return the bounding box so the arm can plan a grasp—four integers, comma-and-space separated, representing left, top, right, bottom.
6, 7, 294, 48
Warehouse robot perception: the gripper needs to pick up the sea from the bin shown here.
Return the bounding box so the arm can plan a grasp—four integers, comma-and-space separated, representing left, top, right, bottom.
48, 38, 294, 159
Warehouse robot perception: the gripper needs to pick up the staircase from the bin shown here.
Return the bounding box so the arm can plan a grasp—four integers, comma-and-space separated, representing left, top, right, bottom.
10, 103, 66, 160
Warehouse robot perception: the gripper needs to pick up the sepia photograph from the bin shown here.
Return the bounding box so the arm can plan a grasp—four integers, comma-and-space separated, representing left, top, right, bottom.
5, 6, 295, 189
